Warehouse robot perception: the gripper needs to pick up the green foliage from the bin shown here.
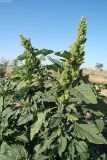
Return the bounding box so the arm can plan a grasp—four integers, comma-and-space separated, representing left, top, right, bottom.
0, 16, 107, 160
0, 143, 28, 160
0, 64, 6, 78
0, 58, 9, 78
73, 123, 106, 144
31, 112, 46, 140
95, 62, 104, 71
70, 83, 97, 104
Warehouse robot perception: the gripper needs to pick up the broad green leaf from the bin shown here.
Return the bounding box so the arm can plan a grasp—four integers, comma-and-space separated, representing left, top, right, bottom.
58, 136, 67, 156
30, 112, 46, 140
95, 119, 105, 132
44, 80, 53, 88
15, 134, 28, 143
0, 144, 27, 160
34, 155, 49, 160
34, 139, 53, 156
4, 129, 14, 136
66, 104, 77, 113
0, 97, 3, 112
55, 51, 71, 59
73, 123, 107, 144
71, 84, 97, 104
47, 56, 63, 70
0, 142, 9, 153
43, 94, 56, 102
1, 118, 8, 128
75, 140, 89, 160
68, 140, 75, 160
2, 107, 15, 118
84, 98, 107, 116
17, 113, 33, 125
42, 89, 56, 102
40, 49, 53, 56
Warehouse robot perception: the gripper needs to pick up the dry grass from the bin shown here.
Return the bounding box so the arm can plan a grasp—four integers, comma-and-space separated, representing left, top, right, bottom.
100, 89, 107, 97
83, 68, 107, 84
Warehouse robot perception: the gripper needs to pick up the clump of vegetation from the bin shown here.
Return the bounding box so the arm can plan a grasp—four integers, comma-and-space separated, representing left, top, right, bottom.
0, 64, 5, 78
0, 17, 107, 160
95, 62, 104, 71
0, 58, 9, 78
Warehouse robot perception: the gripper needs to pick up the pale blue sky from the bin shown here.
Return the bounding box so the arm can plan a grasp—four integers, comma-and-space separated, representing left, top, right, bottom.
0, 0, 107, 69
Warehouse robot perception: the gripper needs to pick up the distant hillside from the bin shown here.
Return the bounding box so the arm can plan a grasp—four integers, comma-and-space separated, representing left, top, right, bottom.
83, 68, 107, 84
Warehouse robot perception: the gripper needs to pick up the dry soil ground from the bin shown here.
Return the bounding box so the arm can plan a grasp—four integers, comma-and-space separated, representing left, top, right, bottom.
83, 68, 107, 97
